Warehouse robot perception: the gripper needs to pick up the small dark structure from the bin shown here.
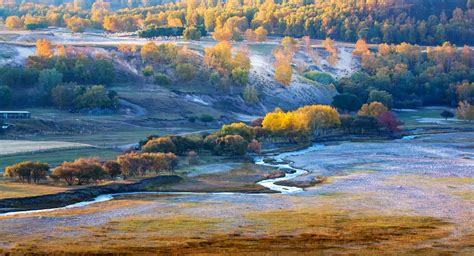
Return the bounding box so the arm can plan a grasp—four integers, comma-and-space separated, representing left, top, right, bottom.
0, 111, 31, 119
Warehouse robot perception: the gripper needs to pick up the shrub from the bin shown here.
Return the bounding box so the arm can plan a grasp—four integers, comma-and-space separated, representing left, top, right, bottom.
243, 85, 258, 104
199, 114, 214, 122
142, 137, 177, 153
176, 63, 196, 81
154, 73, 172, 85
221, 122, 256, 141
183, 26, 202, 40
303, 71, 335, 85
214, 135, 248, 156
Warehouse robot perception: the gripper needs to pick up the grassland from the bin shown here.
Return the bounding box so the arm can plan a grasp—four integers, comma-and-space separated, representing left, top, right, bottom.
0, 182, 71, 199
1, 204, 470, 255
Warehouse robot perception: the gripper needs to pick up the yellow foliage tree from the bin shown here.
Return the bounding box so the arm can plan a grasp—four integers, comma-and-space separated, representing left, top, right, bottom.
262, 105, 340, 141
140, 42, 159, 61
36, 39, 53, 58
353, 39, 370, 56
5, 16, 23, 29
255, 26, 268, 42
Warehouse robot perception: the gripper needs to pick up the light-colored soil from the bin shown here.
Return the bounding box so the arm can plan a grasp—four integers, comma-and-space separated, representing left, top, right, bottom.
0, 140, 91, 156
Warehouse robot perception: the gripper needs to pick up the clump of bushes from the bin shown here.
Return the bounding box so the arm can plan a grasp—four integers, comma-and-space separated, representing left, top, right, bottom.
303, 71, 335, 85
154, 73, 172, 85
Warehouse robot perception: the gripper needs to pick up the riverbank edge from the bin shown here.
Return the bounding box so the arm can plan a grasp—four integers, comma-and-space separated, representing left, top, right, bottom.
0, 175, 182, 213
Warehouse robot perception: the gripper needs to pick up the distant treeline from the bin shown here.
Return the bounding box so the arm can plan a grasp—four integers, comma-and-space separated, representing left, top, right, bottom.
2, 0, 474, 45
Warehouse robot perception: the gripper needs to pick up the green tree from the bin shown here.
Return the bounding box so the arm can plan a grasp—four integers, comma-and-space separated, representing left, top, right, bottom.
331, 93, 362, 112
183, 26, 202, 40
38, 68, 63, 94
368, 90, 393, 109
0, 86, 12, 107
176, 63, 196, 81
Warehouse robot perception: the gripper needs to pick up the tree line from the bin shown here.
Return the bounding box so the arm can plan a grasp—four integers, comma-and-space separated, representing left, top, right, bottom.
0, 40, 118, 111
2, 0, 474, 45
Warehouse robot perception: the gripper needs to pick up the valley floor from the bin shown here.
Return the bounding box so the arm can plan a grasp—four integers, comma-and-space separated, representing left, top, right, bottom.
0, 131, 472, 254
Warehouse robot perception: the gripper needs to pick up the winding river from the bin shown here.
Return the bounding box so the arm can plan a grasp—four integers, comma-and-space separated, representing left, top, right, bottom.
0, 144, 324, 217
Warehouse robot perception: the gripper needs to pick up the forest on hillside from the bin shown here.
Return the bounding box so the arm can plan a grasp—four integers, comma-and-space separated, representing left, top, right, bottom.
1, 0, 473, 45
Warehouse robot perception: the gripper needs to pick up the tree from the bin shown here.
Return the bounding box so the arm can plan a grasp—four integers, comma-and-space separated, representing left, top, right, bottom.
214, 135, 249, 156
183, 26, 202, 40
231, 67, 248, 86
221, 122, 255, 141
440, 110, 454, 120
154, 73, 172, 85
117, 152, 178, 177
117, 44, 137, 57
255, 26, 268, 42
377, 111, 402, 133
358, 102, 388, 118
247, 139, 261, 155
244, 29, 256, 41
75, 85, 118, 110
52, 158, 105, 185
51, 85, 75, 110
243, 85, 258, 104
0, 86, 12, 107
36, 39, 53, 58
65, 16, 91, 33
141, 42, 159, 62
176, 63, 196, 81
368, 90, 393, 109
457, 101, 474, 121
4, 161, 49, 184
38, 69, 63, 94
103, 160, 121, 179
331, 93, 362, 112
322, 38, 338, 66
143, 65, 154, 79
142, 137, 177, 153
262, 105, 340, 141
353, 39, 370, 56
5, 16, 23, 29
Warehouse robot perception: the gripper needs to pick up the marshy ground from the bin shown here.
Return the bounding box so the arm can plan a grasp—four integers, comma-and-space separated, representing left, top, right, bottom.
0, 131, 472, 254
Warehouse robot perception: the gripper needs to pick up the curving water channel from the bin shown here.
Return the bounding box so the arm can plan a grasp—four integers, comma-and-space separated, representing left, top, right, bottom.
0, 144, 324, 217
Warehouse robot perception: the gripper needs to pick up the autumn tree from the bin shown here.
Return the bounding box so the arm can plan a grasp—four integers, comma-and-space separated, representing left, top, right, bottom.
353, 39, 370, 56
103, 160, 121, 179
273, 46, 292, 86
142, 137, 177, 153
4, 161, 49, 184
322, 38, 338, 66
377, 111, 402, 133
36, 39, 53, 58
5, 16, 23, 29
244, 29, 256, 41
214, 135, 248, 156
358, 102, 388, 118
255, 26, 268, 42
117, 44, 137, 57
457, 101, 474, 121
